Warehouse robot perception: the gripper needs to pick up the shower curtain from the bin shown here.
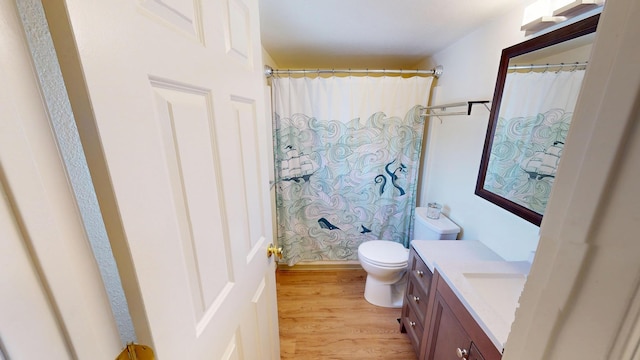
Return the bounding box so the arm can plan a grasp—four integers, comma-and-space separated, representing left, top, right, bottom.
483, 69, 586, 214
272, 75, 432, 265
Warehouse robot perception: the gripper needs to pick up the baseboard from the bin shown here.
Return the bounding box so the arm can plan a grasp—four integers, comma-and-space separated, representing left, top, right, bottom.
277, 260, 362, 271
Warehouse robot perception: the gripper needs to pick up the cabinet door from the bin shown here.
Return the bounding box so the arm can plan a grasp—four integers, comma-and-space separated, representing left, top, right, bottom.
468, 342, 486, 360
422, 271, 503, 360
424, 292, 472, 360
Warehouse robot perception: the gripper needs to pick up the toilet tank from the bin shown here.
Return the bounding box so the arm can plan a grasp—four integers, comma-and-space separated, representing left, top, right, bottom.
413, 207, 460, 240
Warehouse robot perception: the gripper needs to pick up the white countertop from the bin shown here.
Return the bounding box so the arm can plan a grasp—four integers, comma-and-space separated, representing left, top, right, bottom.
410, 240, 530, 352
411, 240, 503, 272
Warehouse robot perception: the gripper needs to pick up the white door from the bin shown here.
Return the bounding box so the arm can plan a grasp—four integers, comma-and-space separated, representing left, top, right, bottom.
43, 0, 279, 358
1, 1, 121, 358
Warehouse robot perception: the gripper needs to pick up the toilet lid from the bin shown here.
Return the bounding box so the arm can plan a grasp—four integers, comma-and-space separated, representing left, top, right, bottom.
358, 240, 409, 266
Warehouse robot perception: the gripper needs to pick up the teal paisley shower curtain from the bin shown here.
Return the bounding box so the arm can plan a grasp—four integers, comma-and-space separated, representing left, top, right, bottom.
272, 75, 432, 265
483, 69, 585, 214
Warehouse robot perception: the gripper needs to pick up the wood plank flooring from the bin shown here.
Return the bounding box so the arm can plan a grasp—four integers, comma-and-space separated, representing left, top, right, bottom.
276, 268, 417, 359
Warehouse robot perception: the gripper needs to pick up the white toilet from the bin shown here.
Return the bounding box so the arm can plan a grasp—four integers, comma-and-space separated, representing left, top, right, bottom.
357, 207, 461, 308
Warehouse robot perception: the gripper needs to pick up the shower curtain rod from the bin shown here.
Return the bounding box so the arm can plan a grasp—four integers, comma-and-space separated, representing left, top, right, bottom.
264, 65, 443, 78
508, 61, 588, 71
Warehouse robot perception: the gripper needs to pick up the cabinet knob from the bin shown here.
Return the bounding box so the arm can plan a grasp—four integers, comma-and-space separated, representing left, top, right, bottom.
409, 321, 416, 328
456, 348, 469, 359
416, 270, 424, 277
413, 296, 420, 303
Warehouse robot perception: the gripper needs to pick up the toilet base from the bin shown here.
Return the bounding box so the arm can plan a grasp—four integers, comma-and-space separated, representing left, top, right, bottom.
363, 271, 407, 308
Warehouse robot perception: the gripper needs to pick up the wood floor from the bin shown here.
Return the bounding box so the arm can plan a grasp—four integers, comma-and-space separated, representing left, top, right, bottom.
276, 268, 417, 359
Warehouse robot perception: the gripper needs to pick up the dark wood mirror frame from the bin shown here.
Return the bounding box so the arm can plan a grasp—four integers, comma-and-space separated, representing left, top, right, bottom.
475, 14, 600, 226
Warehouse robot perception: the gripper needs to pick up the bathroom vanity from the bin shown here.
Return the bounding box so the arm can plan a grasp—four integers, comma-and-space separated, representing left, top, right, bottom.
400, 240, 529, 360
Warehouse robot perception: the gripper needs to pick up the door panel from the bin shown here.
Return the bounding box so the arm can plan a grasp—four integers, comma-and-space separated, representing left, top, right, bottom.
230, 96, 267, 255
221, 333, 243, 360
225, 0, 252, 61
151, 80, 233, 323
138, 0, 204, 43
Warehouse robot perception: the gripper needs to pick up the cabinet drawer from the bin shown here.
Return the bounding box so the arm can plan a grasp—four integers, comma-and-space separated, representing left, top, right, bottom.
402, 301, 425, 355
401, 247, 435, 355
408, 249, 432, 294
406, 275, 429, 323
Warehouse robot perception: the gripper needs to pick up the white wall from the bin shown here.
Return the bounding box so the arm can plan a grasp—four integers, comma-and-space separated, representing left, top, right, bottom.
263, 47, 279, 69
417, 5, 541, 260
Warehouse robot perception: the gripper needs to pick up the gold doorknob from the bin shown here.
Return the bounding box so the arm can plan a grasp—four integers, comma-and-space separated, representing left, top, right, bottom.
267, 243, 283, 259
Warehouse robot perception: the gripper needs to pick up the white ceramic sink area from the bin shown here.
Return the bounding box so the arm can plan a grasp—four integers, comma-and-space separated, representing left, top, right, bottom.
462, 272, 527, 326
436, 260, 531, 351
411, 240, 503, 272
410, 240, 531, 352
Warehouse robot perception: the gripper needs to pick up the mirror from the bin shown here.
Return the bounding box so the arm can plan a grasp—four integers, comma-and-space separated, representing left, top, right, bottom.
475, 14, 599, 226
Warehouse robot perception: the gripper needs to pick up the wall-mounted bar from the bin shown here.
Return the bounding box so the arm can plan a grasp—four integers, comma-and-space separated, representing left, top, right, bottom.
508, 61, 588, 71
264, 65, 444, 78
422, 100, 490, 118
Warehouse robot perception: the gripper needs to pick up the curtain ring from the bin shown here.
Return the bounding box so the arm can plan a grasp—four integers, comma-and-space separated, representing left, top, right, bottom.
529, 64, 533, 73
556, 62, 564, 73
543, 64, 549, 73
571, 62, 579, 72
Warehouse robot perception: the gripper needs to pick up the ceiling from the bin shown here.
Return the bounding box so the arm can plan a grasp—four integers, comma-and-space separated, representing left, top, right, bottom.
259, 0, 523, 69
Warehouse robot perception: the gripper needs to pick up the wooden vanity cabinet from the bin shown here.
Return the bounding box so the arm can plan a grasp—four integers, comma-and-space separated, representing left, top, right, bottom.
420, 271, 502, 360
400, 246, 502, 360
400, 247, 433, 354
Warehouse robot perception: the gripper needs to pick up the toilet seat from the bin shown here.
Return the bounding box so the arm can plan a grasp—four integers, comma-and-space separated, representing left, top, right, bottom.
358, 240, 409, 267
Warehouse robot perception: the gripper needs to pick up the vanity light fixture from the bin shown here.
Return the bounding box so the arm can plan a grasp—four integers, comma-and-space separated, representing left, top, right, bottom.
521, 0, 567, 35
521, 0, 605, 35
552, 0, 605, 17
